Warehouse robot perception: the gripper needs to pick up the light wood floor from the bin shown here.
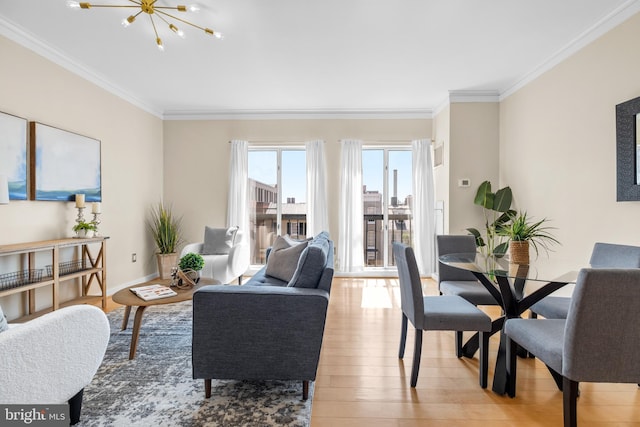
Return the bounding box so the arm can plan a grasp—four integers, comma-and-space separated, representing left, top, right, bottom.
310, 277, 640, 427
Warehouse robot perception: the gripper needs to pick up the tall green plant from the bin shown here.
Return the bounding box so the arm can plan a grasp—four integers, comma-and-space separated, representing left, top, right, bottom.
149, 202, 182, 254
466, 181, 515, 257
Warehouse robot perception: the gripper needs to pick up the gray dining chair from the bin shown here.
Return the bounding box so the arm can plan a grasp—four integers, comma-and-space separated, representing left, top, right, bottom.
437, 235, 501, 355
394, 242, 492, 388
530, 242, 640, 319
505, 268, 640, 427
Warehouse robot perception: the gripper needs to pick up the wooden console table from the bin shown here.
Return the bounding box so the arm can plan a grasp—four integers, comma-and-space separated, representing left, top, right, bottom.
0, 237, 108, 322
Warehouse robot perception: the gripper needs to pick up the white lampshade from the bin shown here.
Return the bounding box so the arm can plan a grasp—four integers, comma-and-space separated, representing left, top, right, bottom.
0, 175, 9, 204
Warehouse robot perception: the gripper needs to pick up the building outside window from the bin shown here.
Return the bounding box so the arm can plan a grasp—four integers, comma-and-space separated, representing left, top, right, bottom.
362, 148, 413, 268
248, 148, 306, 265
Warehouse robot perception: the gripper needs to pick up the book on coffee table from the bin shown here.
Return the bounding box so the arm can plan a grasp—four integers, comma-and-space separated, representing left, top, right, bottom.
130, 284, 177, 301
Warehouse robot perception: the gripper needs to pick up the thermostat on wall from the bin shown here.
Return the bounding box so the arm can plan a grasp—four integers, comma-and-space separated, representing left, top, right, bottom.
458, 178, 471, 187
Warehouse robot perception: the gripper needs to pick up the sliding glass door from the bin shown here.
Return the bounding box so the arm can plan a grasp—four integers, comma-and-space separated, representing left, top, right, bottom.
248, 148, 306, 265
362, 148, 413, 268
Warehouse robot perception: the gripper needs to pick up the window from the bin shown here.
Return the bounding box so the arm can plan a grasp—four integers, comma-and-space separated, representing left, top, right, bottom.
248, 148, 306, 265
362, 148, 413, 268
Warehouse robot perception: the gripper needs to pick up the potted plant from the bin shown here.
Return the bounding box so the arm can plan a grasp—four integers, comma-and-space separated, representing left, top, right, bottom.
148, 202, 182, 279
73, 221, 98, 238
178, 252, 204, 284
466, 181, 515, 257
497, 210, 560, 264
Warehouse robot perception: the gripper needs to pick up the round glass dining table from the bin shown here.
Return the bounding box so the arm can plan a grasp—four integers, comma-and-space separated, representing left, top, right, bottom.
438, 252, 578, 395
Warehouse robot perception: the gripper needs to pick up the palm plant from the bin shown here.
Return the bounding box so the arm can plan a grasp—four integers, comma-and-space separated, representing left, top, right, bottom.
148, 202, 182, 254
467, 181, 515, 257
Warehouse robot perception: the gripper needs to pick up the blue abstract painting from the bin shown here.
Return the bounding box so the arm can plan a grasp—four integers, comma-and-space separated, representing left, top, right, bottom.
30, 122, 101, 202
0, 111, 28, 200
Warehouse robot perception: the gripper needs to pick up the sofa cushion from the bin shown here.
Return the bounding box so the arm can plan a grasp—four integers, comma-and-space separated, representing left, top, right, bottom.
265, 235, 309, 282
0, 304, 7, 333
202, 226, 238, 255
288, 233, 330, 289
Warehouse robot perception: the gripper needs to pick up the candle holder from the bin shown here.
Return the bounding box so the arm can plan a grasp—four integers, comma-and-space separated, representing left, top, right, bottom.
75, 207, 86, 225
91, 213, 101, 236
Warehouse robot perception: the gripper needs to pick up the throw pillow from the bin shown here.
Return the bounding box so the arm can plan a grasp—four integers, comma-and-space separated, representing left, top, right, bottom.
202, 226, 238, 255
0, 304, 8, 333
288, 234, 329, 288
265, 235, 309, 282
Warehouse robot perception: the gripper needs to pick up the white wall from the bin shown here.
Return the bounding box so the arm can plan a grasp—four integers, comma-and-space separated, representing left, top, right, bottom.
432, 102, 500, 237
0, 35, 163, 319
500, 11, 640, 278
163, 118, 432, 256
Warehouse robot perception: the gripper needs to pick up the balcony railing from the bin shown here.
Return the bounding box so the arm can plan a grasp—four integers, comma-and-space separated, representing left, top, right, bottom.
364, 213, 413, 267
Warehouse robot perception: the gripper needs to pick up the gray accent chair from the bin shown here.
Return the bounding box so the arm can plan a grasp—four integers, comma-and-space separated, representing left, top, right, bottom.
192, 232, 333, 400
530, 242, 640, 319
437, 235, 501, 355
505, 268, 640, 427
394, 242, 492, 388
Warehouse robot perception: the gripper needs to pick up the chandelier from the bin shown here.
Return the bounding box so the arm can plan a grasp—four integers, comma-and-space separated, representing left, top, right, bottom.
66, 0, 223, 51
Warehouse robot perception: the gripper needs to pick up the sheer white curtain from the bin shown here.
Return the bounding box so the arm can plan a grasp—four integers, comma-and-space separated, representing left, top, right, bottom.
227, 140, 249, 241
338, 139, 364, 273
306, 140, 329, 237
411, 139, 436, 274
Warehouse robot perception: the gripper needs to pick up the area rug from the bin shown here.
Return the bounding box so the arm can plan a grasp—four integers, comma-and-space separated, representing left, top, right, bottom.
76, 300, 313, 427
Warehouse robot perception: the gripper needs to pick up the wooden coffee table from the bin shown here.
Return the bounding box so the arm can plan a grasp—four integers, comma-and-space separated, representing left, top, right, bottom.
112, 277, 219, 359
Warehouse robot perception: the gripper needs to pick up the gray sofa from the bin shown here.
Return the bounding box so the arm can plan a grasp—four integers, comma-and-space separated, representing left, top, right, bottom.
192, 231, 334, 400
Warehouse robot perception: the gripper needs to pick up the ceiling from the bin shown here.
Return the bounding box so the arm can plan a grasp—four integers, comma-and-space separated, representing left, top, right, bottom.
0, 0, 638, 119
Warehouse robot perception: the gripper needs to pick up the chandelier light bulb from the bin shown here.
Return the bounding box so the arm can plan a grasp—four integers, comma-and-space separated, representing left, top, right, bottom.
156, 37, 164, 51
188, 4, 201, 12
169, 24, 185, 38
121, 15, 136, 27
67, 1, 81, 9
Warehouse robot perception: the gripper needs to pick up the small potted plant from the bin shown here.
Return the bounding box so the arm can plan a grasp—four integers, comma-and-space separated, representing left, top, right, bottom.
178, 252, 205, 284
73, 221, 98, 238
497, 211, 560, 264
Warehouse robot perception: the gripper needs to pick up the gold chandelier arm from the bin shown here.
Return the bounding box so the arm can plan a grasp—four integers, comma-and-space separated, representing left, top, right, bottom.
149, 14, 159, 39
154, 9, 216, 35
79, 3, 140, 8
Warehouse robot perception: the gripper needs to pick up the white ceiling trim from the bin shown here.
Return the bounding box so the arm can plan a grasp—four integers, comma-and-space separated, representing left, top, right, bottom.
162, 109, 434, 121
432, 90, 500, 116
449, 90, 500, 103
0, 15, 163, 118
500, 0, 640, 101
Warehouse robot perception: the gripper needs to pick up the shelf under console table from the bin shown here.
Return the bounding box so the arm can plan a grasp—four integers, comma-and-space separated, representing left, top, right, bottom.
0, 236, 108, 322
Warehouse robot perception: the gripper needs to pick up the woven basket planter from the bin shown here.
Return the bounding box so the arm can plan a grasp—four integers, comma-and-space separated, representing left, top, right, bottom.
509, 241, 530, 265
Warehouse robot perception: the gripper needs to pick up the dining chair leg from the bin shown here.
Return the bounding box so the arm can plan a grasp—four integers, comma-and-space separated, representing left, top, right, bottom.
563, 377, 579, 427
506, 336, 517, 398
399, 314, 408, 358
456, 331, 463, 358
410, 329, 423, 387
479, 331, 489, 388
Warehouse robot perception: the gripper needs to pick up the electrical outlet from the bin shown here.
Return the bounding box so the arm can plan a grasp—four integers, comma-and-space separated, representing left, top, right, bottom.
131, 253, 137, 263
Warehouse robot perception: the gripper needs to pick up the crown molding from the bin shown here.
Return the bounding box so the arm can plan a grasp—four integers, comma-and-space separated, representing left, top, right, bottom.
448, 90, 500, 103
432, 90, 499, 116
500, 0, 640, 100
162, 108, 433, 120
0, 16, 163, 118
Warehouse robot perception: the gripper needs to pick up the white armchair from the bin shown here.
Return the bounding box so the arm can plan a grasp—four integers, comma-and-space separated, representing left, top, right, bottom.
181, 228, 250, 284
0, 305, 110, 425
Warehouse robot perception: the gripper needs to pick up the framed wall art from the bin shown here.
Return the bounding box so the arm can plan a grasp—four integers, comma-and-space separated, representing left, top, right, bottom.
0, 111, 28, 200
29, 122, 101, 202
